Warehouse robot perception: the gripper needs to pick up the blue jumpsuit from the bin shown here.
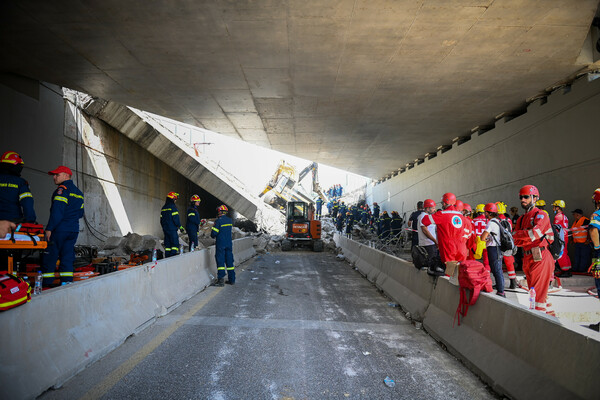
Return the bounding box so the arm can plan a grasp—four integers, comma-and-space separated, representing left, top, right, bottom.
315, 198, 323, 219
211, 215, 235, 283
186, 204, 200, 249
161, 198, 182, 257
42, 180, 84, 285
0, 172, 36, 222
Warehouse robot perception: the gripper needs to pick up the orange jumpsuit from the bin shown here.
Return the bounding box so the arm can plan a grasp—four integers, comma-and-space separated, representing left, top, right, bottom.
513, 207, 555, 313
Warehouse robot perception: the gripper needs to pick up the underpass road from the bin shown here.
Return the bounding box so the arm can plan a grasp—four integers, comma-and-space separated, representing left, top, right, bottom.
40, 252, 498, 400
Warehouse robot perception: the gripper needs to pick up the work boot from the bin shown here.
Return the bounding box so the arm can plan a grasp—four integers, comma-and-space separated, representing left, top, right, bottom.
215, 278, 225, 287
226, 280, 235, 285
427, 266, 445, 277
509, 279, 517, 290
556, 270, 572, 278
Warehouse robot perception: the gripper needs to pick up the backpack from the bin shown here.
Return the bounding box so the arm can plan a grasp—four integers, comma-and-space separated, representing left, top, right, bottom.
533, 212, 565, 261
0, 274, 32, 311
411, 245, 429, 270
454, 260, 493, 326
491, 219, 517, 256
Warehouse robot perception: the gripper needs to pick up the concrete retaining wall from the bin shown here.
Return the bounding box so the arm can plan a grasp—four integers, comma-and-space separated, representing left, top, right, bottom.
334, 233, 599, 400
0, 238, 255, 400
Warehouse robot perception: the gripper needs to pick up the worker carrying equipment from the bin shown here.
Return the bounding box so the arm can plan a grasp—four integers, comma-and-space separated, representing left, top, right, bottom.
212, 205, 234, 286
161, 192, 184, 257
0, 151, 36, 223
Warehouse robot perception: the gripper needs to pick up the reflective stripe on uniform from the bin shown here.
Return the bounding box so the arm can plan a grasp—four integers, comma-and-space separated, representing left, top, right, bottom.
19, 192, 32, 200
188, 213, 195, 217
60, 272, 74, 277
222, 223, 232, 227
42, 273, 55, 278
212, 227, 219, 233
172, 211, 179, 215
217, 267, 226, 270
54, 196, 68, 203
161, 208, 171, 212
69, 193, 84, 199
226, 267, 235, 270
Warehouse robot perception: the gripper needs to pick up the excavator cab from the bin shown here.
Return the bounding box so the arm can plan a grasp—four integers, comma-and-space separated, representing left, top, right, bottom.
281, 201, 323, 252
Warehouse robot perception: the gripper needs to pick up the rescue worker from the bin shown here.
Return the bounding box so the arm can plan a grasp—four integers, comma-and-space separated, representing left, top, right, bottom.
496, 201, 517, 289
339, 201, 347, 220
326, 200, 333, 216
455, 200, 464, 213
535, 199, 548, 215
421, 192, 471, 275
335, 210, 344, 233
186, 194, 201, 251
390, 211, 403, 239
480, 203, 505, 297
513, 185, 555, 315
472, 204, 490, 270
315, 197, 323, 220
418, 199, 439, 260
211, 205, 234, 286
408, 201, 424, 248
160, 192, 184, 258
372, 202, 380, 221
361, 205, 369, 225
42, 166, 84, 286
332, 200, 339, 220
552, 200, 572, 277
571, 208, 590, 272
463, 203, 472, 219
345, 211, 354, 236
587, 188, 600, 331
0, 151, 36, 222
379, 211, 392, 240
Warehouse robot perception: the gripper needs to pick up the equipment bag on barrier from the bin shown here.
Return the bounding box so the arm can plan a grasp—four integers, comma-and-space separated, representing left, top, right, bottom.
0, 274, 32, 311
411, 245, 429, 270
454, 260, 493, 326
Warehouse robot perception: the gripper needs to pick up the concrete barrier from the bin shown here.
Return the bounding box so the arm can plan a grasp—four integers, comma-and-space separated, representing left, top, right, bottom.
0, 237, 255, 400
355, 245, 385, 282
335, 236, 600, 400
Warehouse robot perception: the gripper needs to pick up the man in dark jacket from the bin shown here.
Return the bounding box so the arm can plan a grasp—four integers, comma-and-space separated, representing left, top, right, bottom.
186, 194, 201, 251
211, 205, 234, 286
161, 192, 184, 258
0, 151, 36, 223
408, 201, 424, 248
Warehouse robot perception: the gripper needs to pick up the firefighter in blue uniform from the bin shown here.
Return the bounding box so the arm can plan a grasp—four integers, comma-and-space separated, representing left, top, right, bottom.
315, 197, 323, 220
345, 211, 354, 236
339, 201, 347, 220
211, 205, 234, 286
391, 211, 403, 238
0, 151, 36, 223
161, 192, 184, 258
379, 211, 392, 240
186, 194, 201, 251
335, 212, 344, 233
42, 166, 84, 286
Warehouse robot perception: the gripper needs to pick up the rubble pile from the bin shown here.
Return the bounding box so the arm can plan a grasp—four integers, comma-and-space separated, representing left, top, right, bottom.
99, 232, 163, 257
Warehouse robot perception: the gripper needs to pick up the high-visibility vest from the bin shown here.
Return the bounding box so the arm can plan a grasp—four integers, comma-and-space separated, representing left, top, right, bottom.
572, 217, 589, 243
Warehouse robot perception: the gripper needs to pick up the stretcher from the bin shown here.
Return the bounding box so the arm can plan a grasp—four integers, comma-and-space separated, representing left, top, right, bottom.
0, 232, 47, 275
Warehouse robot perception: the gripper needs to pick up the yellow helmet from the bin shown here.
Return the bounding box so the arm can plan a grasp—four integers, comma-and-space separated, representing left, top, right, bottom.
552, 200, 565, 208
496, 201, 507, 214
535, 199, 546, 207
475, 204, 485, 213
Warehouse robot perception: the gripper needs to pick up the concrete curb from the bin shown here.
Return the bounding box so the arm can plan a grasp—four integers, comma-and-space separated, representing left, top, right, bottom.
333, 234, 599, 400
0, 237, 255, 400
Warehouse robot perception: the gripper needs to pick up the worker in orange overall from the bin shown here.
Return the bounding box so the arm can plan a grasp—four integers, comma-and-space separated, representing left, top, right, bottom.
513, 185, 555, 315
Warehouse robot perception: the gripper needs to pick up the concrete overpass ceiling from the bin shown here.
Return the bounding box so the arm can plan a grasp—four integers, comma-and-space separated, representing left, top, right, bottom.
1, 1, 599, 179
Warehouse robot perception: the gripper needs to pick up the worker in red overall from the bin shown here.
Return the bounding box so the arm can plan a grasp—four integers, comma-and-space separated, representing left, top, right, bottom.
513, 185, 555, 315
472, 204, 490, 269
421, 193, 472, 271
496, 201, 517, 289
552, 200, 572, 277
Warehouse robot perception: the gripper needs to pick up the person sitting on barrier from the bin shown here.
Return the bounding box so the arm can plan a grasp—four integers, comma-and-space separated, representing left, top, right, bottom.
479, 203, 506, 297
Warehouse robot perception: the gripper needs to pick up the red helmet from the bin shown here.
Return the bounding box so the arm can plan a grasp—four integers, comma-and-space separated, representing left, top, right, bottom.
190, 194, 201, 202
1, 151, 24, 165
442, 192, 456, 205
593, 188, 600, 202
167, 192, 179, 199
217, 204, 228, 213
519, 185, 539, 197
373, 202, 378, 206
464, 203, 472, 212
484, 203, 498, 213
424, 199, 436, 208
455, 200, 464, 211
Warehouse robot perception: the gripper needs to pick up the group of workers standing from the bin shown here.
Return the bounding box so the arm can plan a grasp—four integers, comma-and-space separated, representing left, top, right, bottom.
0, 151, 83, 287
326, 199, 403, 240
406, 186, 600, 321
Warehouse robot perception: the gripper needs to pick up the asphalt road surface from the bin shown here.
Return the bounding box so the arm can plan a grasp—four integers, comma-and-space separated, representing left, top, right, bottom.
40, 251, 498, 400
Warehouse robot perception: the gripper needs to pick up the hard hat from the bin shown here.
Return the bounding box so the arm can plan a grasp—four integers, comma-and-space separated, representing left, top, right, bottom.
190, 194, 201, 202
424, 199, 436, 208
475, 204, 485, 213
442, 192, 456, 205
535, 199, 546, 207
594, 188, 600, 202
454, 200, 464, 211
519, 185, 539, 197
552, 200, 565, 208
373, 202, 378, 205
484, 203, 498, 213
1, 151, 24, 165
217, 204, 228, 213
167, 192, 179, 199
496, 202, 507, 214
463, 203, 472, 212
382, 210, 388, 214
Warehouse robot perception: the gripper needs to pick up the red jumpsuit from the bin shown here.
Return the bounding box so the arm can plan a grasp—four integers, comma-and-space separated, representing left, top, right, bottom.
472, 214, 490, 269
554, 211, 571, 272
513, 207, 555, 313
498, 214, 516, 280
422, 209, 472, 263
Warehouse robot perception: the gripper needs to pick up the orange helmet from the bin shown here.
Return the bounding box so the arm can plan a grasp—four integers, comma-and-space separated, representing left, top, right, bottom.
167, 192, 179, 199
1, 151, 24, 165
190, 194, 201, 202
217, 205, 228, 213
